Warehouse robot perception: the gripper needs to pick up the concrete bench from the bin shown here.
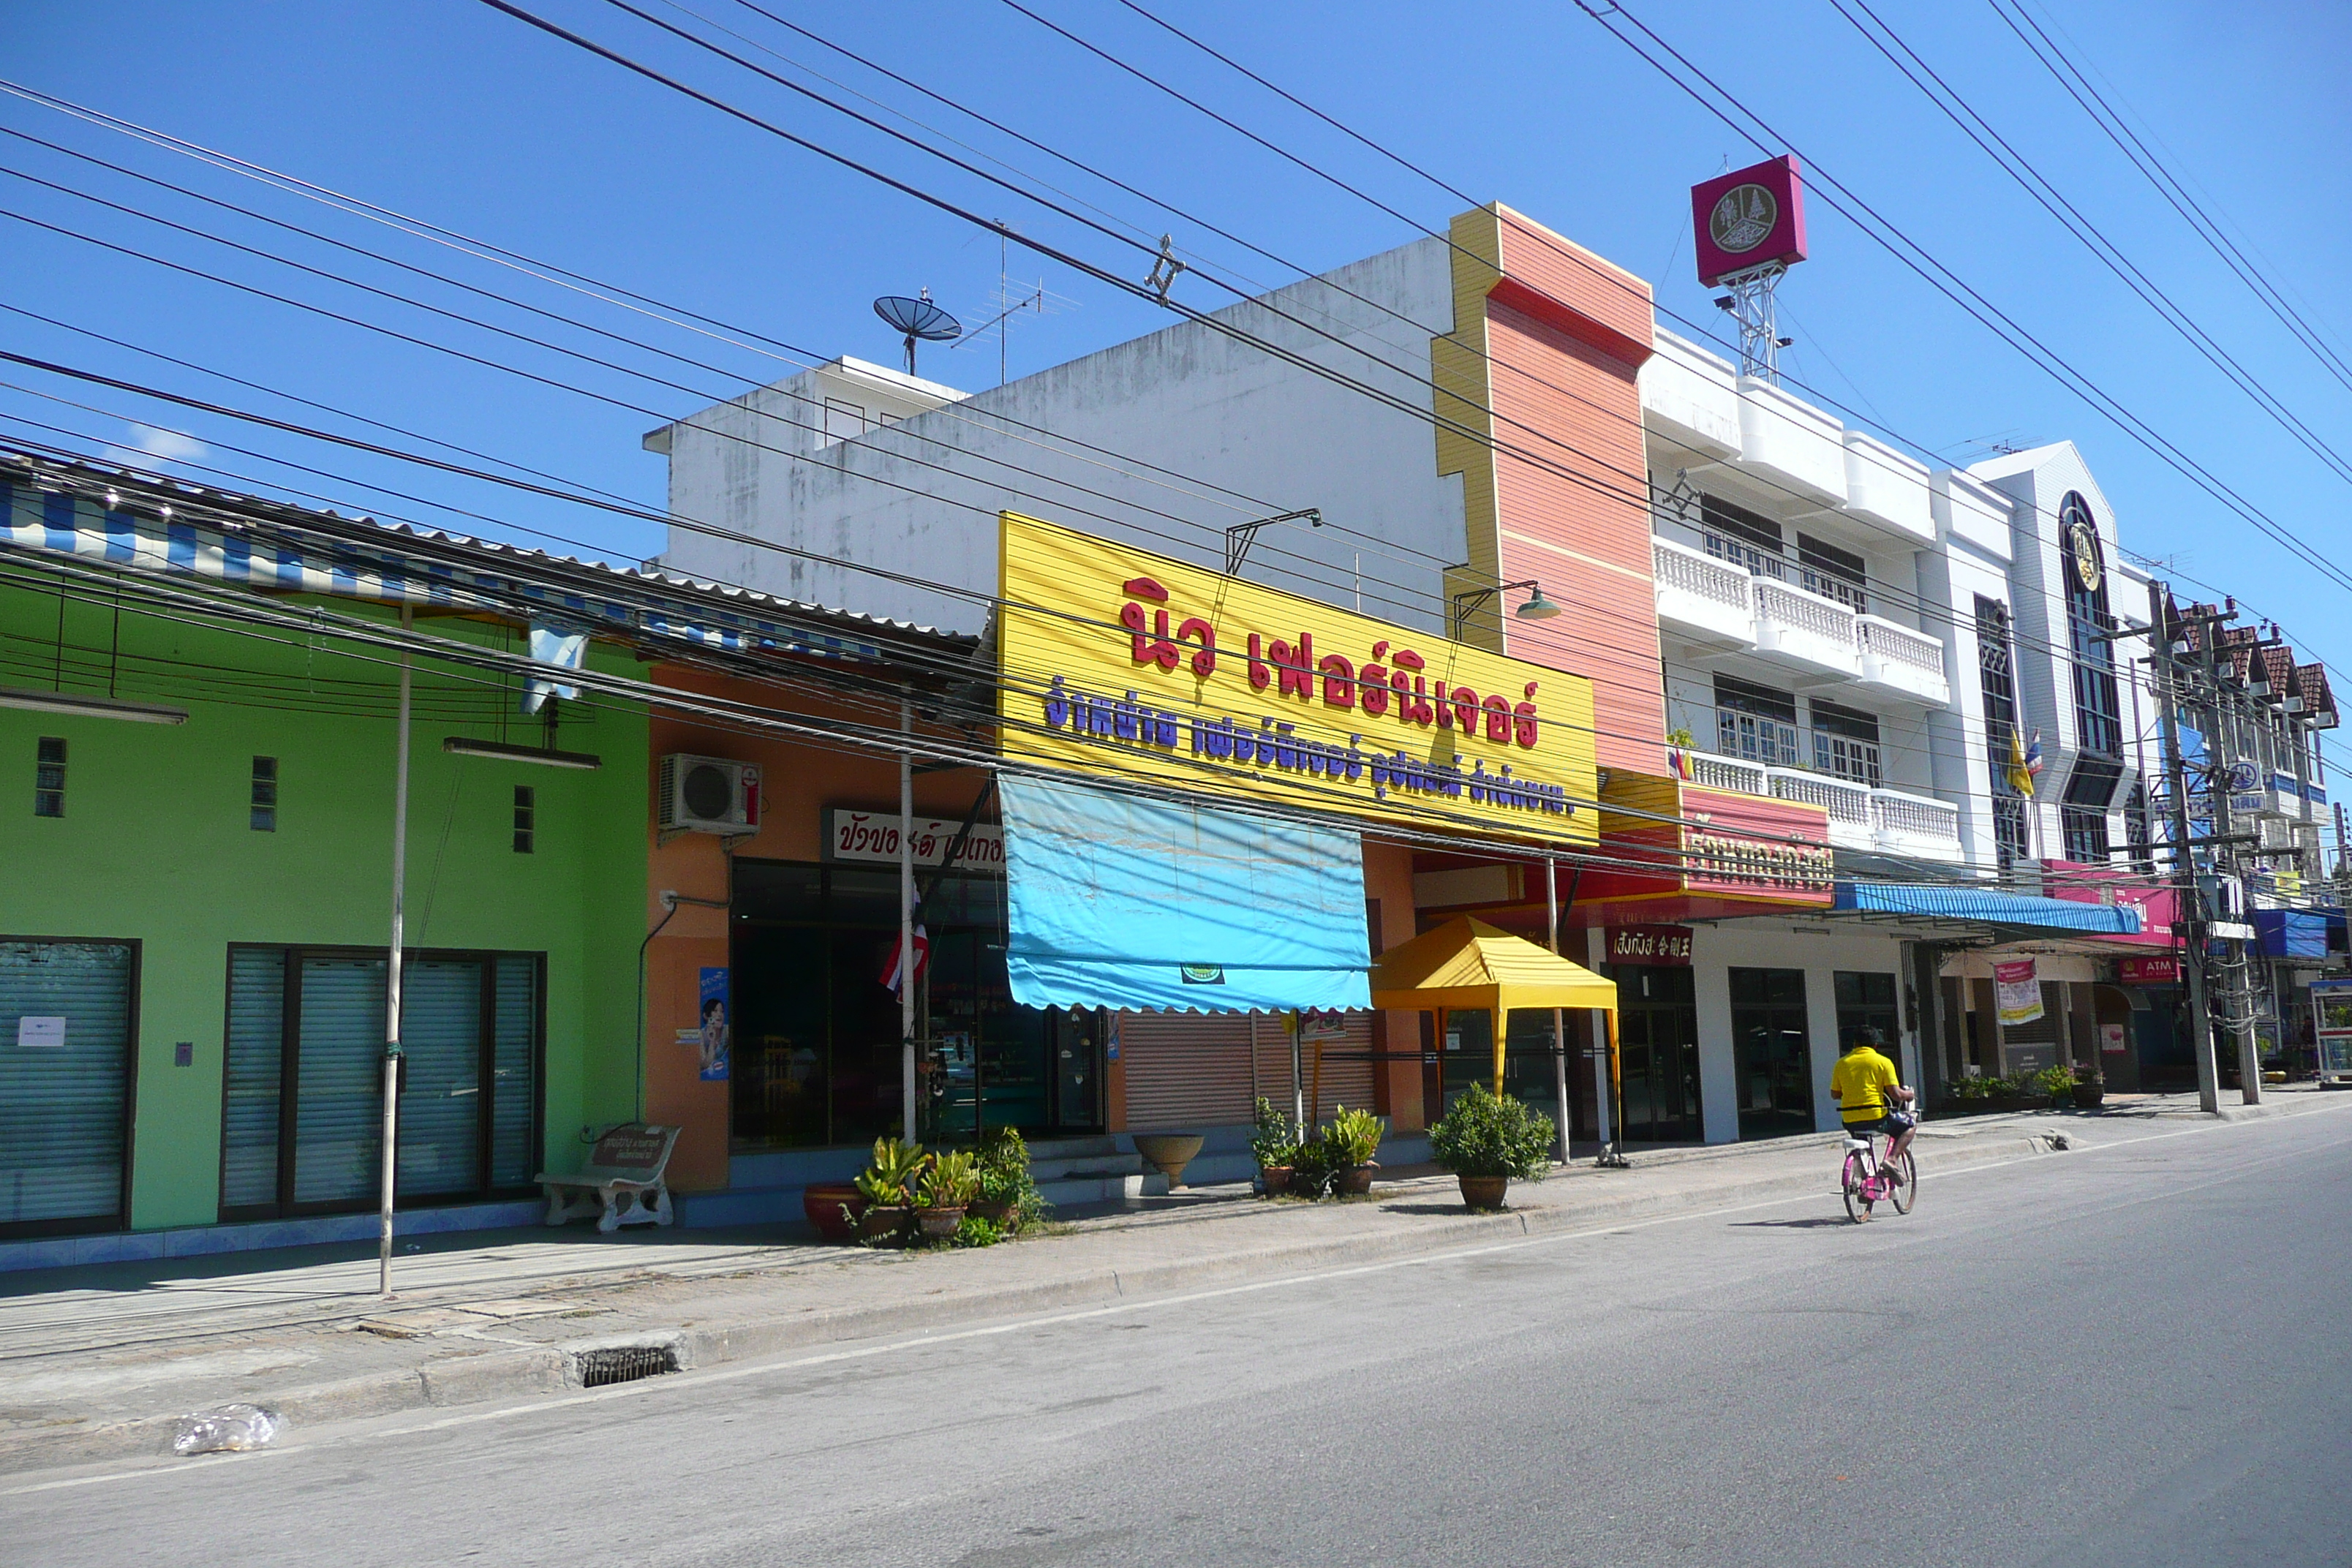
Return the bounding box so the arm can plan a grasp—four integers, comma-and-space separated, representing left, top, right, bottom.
537, 1123, 680, 1232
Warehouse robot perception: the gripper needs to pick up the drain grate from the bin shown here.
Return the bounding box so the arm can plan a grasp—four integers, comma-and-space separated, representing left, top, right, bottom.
574, 1343, 679, 1388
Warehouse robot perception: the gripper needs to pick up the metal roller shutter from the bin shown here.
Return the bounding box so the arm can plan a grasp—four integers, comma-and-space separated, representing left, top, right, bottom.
292, 955, 388, 1207
1119, 1011, 1254, 1131
1250, 1013, 1379, 1126
220, 948, 284, 1212
0, 940, 133, 1229
396, 959, 482, 1198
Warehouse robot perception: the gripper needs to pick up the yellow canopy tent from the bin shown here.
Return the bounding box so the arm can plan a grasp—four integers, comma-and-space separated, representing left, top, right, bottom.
1369, 916, 1621, 1098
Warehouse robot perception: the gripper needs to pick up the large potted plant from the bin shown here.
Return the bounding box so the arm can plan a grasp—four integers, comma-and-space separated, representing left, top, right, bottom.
802, 1180, 867, 1242
853, 1136, 930, 1243
1319, 1107, 1385, 1196
970, 1126, 1042, 1230
1429, 1083, 1555, 1211
915, 1149, 979, 1241
1938, 1075, 1994, 1117
1249, 1096, 1299, 1198
2068, 1064, 2106, 1109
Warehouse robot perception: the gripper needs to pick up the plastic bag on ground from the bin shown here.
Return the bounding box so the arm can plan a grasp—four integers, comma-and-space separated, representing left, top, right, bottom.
171, 1403, 282, 1455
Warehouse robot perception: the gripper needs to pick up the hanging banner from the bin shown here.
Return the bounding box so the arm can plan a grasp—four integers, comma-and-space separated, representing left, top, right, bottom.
996, 512, 1599, 845
1994, 960, 2043, 1027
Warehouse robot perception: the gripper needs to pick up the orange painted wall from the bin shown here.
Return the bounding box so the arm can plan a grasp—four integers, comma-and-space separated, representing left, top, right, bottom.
646, 664, 991, 1191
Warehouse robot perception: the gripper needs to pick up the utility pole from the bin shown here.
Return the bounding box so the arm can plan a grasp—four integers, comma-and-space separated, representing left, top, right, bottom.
2151, 580, 2220, 1115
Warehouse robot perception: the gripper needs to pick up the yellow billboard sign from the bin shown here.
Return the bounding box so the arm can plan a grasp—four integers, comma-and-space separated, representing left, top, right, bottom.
996, 513, 1598, 845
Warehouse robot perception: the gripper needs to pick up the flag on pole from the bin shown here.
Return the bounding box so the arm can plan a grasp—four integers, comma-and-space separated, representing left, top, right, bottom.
2006, 727, 2042, 798
881, 924, 929, 995
2024, 731, 2046, 790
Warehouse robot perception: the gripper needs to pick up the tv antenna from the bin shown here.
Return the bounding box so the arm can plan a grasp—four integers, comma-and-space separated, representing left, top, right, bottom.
872, 289, 961, 377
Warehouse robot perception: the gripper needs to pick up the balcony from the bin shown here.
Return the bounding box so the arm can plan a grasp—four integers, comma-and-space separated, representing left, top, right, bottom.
1653, 535, 1756, 649
1651, 535, 1950, 706
1684, 747, 1964, 864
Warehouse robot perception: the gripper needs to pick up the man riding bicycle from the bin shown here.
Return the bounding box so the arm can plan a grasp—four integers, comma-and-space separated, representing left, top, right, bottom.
1830, 1027, 1915, 1178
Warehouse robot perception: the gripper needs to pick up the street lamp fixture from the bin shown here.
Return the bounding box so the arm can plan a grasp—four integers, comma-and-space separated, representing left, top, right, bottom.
1450, 580, 1560, 638
441, 736, 602, 769
0, 686, 188, 724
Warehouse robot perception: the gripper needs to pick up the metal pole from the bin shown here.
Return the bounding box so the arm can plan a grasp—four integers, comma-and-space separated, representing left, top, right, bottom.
900, 696, 917, 1145
379, 606, 413, 1298
1546, 857, 1571, 1164
2201, 617, 2261, 1106
1290, 1010, 1305, 1134
2152, 579, 2219, 1114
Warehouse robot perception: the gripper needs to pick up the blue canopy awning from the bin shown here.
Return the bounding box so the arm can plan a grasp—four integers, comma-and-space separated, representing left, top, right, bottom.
999, 774, 1371, 1014
1832, 881, 2144, 935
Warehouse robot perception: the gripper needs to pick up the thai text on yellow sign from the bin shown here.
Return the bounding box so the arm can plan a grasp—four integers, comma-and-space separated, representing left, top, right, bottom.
996, 513, 1599, 844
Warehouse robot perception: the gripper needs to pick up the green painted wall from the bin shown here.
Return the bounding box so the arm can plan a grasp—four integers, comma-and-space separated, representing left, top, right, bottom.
0, 575, 647, 1232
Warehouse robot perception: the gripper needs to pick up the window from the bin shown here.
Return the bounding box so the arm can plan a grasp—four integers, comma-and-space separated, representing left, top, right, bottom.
1798, 533, 1868, 615
2123, 780, 2153, 873
1809, 699, 1883, 787
1700, 495, 1786, 577
2060, 757, 2122, 864
1976, 597, 2029, 871
34, 736, 64, 818
821, 399, 866, 443
512, 785, 535, 854
2062, 492, 2124, 759
249, 757, 277, 832
1714, 674, 1800, 766
1833, 971, 1901, 1055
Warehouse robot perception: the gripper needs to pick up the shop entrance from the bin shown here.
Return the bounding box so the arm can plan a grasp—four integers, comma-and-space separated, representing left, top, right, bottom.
730, 859, 1105, 1150
1730, 966, 1814, 1139
1611, 965, 1701, 1142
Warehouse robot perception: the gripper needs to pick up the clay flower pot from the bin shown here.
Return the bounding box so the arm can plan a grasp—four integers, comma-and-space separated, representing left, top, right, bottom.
916, 1205, 966, 1241
1132, 1133, 1206, 1189
803, 1183, 866, 1243
970, 1198, 1015, 1227
1457, 1175, 1509, 1211
1257, 1165, 1293, 1197
860, 1205, 910, 1243
1330, 1166, 1374, 1196
2071, 1082, 2105, 1109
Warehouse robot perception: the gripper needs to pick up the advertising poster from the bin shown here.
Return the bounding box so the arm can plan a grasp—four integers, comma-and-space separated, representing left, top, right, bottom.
1994, 960, 2043, 1027
697, 966, 731, 1082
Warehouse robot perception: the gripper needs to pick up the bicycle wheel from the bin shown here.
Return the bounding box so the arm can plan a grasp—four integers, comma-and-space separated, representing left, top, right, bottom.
1888, 1149, 1918, 1214
1841, 1152, 1872, 1223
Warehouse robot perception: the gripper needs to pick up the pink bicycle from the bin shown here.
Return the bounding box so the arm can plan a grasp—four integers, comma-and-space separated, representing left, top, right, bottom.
1839, 1121, 1917, 1223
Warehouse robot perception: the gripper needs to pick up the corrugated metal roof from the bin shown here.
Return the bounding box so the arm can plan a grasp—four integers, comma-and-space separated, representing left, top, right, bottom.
1832, 881, 2143, 934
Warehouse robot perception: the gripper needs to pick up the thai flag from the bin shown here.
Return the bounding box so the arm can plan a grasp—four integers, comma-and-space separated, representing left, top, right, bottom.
881, 925, 929, 995
2024, 732, 2046, 783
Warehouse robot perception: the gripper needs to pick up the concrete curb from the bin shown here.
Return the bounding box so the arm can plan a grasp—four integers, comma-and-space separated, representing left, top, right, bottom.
0, 1131, 2064, 1476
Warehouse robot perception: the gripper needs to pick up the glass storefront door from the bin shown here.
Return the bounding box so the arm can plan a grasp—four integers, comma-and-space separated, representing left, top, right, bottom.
1833, 971, 1901, 1059
1611, 966, 1702, 1142
1730, 967, 1814, 1139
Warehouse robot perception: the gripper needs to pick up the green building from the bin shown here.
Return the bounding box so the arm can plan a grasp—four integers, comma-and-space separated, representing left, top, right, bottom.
1, 456, 655, 1264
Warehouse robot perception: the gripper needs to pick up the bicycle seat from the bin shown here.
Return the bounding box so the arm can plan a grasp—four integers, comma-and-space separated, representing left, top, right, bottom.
1842, 1133, 1872, 1148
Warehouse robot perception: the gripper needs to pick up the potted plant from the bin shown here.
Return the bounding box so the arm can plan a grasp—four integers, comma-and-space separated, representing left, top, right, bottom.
970, 1127, 1042, 1230
2069, 1065, 2106, 1109
1939, 1075, 1993, 1116
915, 1149, 979, 1241
1249, 1097, 1299, 1197
853, 1136, 929, 1243
1428, 1083, 1556, 1210
1132, 1132, 1207, 1190
2034, 1063, 2076, 1109
802, 1180, 867, 1242
1319, 1107, 1385, 1196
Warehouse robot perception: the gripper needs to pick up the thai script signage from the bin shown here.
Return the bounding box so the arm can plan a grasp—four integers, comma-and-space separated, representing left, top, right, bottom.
1994, 959, 2043, 1027
824, 808, 1006, 872
996, 513, 1599, 843
1606, 925, 1693, 966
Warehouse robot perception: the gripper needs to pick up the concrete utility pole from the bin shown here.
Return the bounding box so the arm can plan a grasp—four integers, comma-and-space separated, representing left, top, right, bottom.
2199, 611, 2262, 1107
2149, 579, 2218, 1113
900, 695, 917, 1145
1545, 857, 1572, 1164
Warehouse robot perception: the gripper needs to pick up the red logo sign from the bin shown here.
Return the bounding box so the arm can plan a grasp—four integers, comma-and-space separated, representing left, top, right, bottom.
1692, 156, 1809, 288
2118, 954, 2180, 986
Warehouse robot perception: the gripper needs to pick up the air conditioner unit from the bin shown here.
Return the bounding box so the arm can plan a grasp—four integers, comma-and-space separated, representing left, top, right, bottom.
658, 754, 761, 834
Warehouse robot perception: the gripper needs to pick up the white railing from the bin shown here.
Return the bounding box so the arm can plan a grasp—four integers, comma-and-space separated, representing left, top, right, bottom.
1754, 577, 1857, 644
1858, 615, 1946, 680
1872, 789, 1960, 843
1688, 751, 1768, 794
1652, 535, 1752, 610
1768, 767, 1872, 825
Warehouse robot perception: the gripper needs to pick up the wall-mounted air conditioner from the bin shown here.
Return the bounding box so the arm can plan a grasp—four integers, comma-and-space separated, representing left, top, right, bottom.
659, 754, 762, 834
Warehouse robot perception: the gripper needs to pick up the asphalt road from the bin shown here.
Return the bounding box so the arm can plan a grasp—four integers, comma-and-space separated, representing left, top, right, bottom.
11, 1106, 2350, 1567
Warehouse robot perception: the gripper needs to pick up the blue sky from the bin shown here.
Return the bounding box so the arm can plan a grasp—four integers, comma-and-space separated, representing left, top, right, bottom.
4, 0, 2349, 667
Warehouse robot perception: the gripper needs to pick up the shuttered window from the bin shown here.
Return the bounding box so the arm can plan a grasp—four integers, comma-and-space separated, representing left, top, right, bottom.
222, 946, 542, 1218
1249, 1012, 1378, 1126
219, 947, 284, 1211
0, 940, 134, 1233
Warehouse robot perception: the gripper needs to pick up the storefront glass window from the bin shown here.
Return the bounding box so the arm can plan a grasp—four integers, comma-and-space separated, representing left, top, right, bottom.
1832, 970, 1901, 1058
1610, 966, 1702, 1142
1730, 967, 1813, 1139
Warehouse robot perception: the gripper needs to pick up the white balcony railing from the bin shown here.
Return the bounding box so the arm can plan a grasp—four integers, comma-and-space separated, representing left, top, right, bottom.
1857, 615, 1945, 681
1754, 577, 1858, 647
1872, 788, 1961, 845
1687, 750, 1768, 794
1653, 533, 1753, 610
1768, 767, 1872, 826
1682, 748, 1964, 860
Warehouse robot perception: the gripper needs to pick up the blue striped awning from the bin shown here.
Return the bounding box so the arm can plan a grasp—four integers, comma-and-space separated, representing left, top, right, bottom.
1833, 881, 2143, 935
2, 479, 883, 662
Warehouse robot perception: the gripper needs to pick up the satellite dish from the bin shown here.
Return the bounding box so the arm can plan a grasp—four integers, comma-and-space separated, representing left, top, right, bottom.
873, 289, 962, 376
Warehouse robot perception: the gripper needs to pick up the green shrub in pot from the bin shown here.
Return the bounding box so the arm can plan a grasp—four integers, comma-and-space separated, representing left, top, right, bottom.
1429, 1084, 1556, 1182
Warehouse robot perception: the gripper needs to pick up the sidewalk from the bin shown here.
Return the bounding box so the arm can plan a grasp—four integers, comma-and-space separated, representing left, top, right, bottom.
5, 1087, 2342, 1474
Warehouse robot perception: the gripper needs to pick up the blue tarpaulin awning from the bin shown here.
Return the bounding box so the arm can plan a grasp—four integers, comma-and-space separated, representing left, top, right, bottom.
999, 774, 1371, 1014
1831, 881, 2144, 935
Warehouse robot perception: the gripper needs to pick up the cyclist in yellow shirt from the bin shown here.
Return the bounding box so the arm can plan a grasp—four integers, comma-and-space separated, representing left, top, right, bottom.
1830, 1028, 1916, 1178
